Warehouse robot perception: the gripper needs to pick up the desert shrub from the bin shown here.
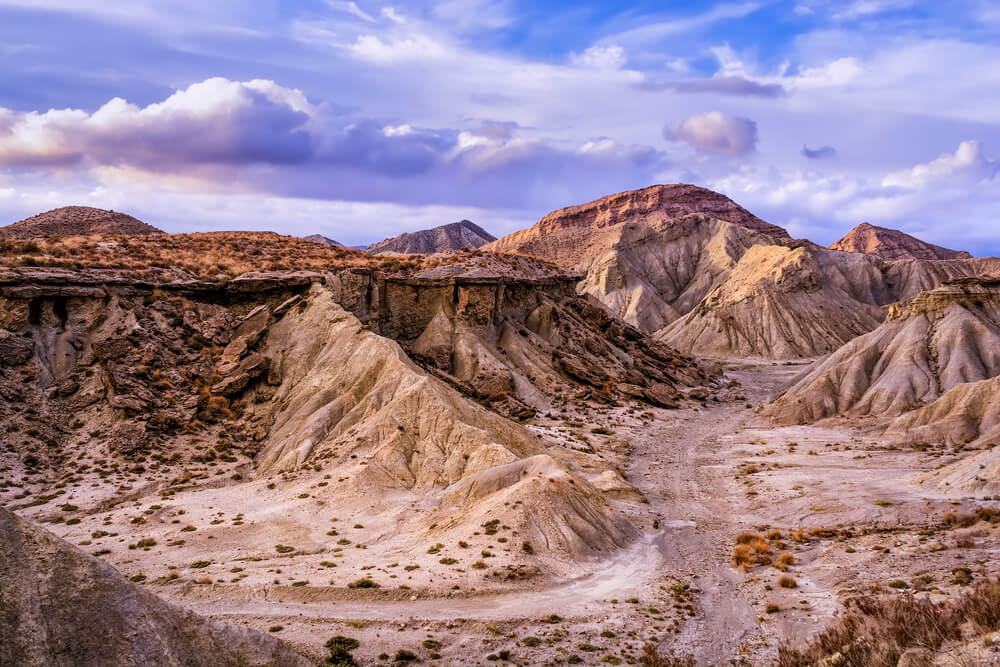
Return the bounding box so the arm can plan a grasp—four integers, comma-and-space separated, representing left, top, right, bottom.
731, 544, 754, 570
324, 635, 359, 666
943, 511, 978, 528
778, 575, 797, 589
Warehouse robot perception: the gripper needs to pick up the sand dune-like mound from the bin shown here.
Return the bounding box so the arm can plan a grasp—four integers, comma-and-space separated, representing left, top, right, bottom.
0, 507, 309, 667
367, 220, 496, 255
1, 206, 163, 238
436, 454, 638, 559
831, 222, 973, 260
571, 213, 782, 334
765, 278, 1000, 424
914, 445, 1000, 497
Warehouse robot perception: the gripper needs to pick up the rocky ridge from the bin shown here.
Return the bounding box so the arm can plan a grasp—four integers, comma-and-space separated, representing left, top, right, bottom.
0, 248, 707, 568
302, 234, 343, 246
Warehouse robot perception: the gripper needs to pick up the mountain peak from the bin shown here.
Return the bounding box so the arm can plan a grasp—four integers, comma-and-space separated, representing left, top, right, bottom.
831, 222, 972, 260
366, 220, 496, 255
532, 184, 789, 238
0, 206, 163, 238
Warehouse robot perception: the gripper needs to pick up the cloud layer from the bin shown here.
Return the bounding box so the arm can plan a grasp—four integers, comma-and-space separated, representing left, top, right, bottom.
0, 1, 999, 254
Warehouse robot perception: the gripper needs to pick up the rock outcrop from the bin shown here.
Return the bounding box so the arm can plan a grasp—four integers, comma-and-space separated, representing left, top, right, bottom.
367, 220, 496, 255
0, 247, 696, 562
0, 506, 310, 667
324, 253, 708, 416
765, 278, 1000, 424
1, 206, 163, 238
830, 222, 973, 260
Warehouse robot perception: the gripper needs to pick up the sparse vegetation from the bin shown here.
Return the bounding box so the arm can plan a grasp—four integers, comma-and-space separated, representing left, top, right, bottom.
778, 578, 1000, 666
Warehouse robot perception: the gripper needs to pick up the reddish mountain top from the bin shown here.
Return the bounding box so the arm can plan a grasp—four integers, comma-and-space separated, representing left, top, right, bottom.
532, 184, 786, 237
486, 183, 788, 266
830, 222, 972, 261
0, 206, 163, 238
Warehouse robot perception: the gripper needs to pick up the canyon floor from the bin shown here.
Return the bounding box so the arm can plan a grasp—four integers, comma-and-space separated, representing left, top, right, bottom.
20, 359, 999, 666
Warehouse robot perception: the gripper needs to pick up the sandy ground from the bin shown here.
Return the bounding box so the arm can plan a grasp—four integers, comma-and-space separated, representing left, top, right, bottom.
8, 359, 1000, 665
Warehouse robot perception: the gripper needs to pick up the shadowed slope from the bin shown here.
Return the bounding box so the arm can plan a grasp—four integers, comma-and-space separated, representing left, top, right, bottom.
0, 507, 310, 667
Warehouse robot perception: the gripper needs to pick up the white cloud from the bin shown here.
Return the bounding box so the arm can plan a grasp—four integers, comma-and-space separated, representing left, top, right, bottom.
571, 45, 627, 70
600, 3, 761, 47
349, 33, 451, 63
664, 111, 758, 156
882, 140, 998, 189
832, 0, 918, 20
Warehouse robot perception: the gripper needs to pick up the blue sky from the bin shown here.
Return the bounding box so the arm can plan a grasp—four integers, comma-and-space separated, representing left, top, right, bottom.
1, 0, 999, 252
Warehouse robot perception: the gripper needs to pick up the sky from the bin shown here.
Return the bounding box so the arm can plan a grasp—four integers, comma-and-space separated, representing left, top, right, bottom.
0, 0, 998, 253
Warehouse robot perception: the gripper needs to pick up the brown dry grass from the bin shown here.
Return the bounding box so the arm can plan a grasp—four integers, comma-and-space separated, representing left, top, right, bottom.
0, 232, 433, 280
777, 578, 1000, 667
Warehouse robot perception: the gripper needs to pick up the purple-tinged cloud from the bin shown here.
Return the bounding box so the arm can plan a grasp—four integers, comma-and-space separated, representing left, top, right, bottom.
0, 77, 670, 212
664, 111, 758, 156
802, 145, 837, 159
0, 78, 318, 169
638, 76, 785, 98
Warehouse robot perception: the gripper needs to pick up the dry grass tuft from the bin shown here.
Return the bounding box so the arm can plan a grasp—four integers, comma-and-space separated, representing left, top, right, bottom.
778, 577, 1000, 667
774, 551, 796, 571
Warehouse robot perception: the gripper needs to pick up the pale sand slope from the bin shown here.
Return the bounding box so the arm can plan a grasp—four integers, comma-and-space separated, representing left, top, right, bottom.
766, 279, 1000, 424
0, 506, 310, 667
890, 375, 1000, 497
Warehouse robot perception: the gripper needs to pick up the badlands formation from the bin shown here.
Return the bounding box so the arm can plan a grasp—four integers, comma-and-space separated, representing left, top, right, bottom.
2, 189, 1000, 666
